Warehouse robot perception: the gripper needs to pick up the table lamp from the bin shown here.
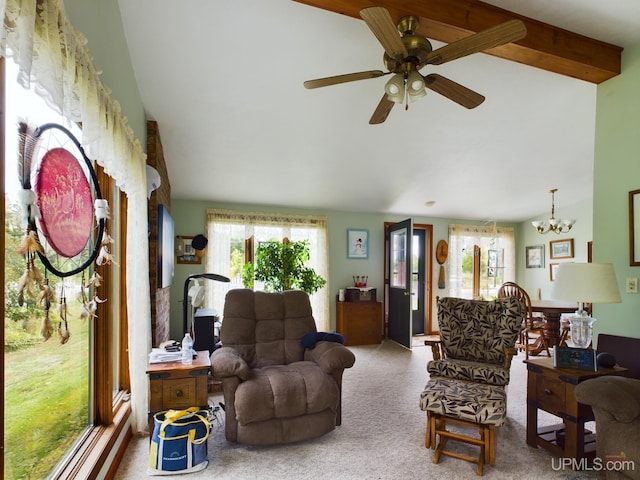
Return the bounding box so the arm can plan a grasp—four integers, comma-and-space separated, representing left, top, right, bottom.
551, 262, 621, 348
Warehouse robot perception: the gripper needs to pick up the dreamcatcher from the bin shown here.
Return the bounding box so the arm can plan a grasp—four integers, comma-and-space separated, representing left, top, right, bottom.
16, 121, 113, 344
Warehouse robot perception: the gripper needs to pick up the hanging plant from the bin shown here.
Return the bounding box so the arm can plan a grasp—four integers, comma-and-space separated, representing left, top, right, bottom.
242, 239, 326, 295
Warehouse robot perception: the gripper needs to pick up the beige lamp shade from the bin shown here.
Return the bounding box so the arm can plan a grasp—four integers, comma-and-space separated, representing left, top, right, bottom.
551, 262, 621, 305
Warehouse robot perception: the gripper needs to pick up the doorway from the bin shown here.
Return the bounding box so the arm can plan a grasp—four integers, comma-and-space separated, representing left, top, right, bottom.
384, 221, 433, 347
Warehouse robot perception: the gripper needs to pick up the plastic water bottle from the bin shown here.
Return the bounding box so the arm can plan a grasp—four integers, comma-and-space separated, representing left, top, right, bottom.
181, 333, 193, 365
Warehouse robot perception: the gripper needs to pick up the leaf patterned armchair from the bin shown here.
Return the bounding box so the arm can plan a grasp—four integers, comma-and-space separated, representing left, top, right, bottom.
425, 297, 523, 386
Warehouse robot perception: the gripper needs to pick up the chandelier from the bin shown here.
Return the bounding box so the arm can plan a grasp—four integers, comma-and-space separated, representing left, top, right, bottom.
531, 189, 575, 234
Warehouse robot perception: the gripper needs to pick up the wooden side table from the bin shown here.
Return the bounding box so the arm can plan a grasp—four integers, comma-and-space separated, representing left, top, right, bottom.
524, 357, 627, 461
147, 351, 211, 416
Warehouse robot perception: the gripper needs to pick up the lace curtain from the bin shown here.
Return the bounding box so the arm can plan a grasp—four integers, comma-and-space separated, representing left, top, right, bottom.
1, 0, 151, 433
447, 223, 515, 299
206, 209, 330, 330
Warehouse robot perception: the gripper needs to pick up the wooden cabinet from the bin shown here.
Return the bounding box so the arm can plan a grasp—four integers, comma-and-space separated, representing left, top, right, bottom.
147, 351, 211, 414
524, 357, 627, 461
336, 301, 382, 346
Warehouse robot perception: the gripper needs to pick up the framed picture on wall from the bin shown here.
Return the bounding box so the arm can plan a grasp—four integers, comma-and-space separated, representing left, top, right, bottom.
550, 263, 559, 281
630, 190, 640, 266
525, 245, 545, 269
347, 229, 369, 259
176, 235, 201, 264
550, 239, 574, 259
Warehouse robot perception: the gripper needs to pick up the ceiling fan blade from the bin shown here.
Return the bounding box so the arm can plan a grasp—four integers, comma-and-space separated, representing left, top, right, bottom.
426, 19, 527, 65
304, 70, 387, 89
424, 74, 485, 109
369, 94, 395, 124
360, 7, 408, 61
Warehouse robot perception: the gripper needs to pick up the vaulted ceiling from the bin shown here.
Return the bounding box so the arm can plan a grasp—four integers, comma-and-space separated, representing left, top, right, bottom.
118, 0, 640, 221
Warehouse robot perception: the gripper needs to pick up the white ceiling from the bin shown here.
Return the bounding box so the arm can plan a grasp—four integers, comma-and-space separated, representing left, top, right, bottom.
117, 0, 640, 222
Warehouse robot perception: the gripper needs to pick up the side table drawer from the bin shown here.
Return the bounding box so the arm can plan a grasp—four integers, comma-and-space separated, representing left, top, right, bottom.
162, 377, 197, 410
536, 374, 566, 415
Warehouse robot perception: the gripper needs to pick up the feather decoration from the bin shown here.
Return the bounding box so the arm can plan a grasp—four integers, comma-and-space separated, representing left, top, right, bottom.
17, 229, 44, 256
58, 320, 71, 344
41, 310, 54, 341
57, 287, 70, 344
88, 271, 102, 288
38, 279, 55, 310
96, 246, 116, 266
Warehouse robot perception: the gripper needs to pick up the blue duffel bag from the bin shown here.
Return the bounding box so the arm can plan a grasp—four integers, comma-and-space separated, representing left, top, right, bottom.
148, 407, 210, 475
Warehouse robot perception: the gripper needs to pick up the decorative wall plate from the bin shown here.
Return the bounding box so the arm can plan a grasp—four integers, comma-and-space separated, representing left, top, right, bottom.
436, 240, 449, 265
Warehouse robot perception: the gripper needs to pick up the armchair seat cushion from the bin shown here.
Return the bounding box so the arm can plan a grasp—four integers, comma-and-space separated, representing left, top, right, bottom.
427, 358, 510, 386
235, 361, 339, 426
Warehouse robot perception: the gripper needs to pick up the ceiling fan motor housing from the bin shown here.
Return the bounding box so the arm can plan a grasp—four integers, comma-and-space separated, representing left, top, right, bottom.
384, 16, 433, 74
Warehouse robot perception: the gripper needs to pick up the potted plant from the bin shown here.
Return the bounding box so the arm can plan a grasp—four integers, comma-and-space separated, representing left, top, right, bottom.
242, 239, 326, 295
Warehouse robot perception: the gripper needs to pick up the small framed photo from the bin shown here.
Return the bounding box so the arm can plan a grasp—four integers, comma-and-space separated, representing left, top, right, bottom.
525, 245, 545, 269
554, 346, 596, 371
550, 263, 559, 281
550, 239, 574, 259
347, 229, 369, 259
176, 235, 201, 264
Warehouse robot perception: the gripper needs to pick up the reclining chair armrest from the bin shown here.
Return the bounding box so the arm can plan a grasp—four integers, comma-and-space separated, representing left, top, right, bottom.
211, 347, 252, 381
304, 341, 355, 373
503, 346, 518, 370
575, 376, 640, 423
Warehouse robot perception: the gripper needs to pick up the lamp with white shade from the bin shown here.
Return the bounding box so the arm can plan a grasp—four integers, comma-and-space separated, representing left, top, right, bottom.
551, 263, 621, 348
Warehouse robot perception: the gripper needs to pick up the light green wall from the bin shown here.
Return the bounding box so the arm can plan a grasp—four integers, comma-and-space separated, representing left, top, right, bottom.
517, 197, 593, 299
168, 199, 517, 340
592, 43, 640, 340
64, 0, 146, 144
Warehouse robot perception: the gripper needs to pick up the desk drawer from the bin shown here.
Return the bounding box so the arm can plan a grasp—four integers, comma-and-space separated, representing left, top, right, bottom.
536, 374, 566, 415
162, 377, 197, 410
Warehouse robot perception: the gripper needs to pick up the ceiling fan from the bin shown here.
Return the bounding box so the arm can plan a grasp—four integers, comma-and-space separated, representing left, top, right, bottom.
303, 7, 527, 124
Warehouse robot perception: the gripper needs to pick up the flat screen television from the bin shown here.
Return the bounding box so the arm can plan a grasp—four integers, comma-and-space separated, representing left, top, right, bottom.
158, 204, 174, 288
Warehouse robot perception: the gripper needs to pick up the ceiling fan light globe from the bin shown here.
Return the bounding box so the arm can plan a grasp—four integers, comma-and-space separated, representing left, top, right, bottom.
407, 70, 426, 102
408, 88, 426, 102
385, 73, 405, 103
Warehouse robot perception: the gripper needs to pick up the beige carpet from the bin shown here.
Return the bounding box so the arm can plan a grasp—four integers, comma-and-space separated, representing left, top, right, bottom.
115, 341, 597, 479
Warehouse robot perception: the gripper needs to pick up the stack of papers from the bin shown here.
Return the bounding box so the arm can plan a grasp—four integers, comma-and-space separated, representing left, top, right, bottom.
149, 348, 182, 364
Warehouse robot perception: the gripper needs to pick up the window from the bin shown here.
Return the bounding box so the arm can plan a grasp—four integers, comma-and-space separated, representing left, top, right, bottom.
2, 2, 153, 475
206, 209, 329, 330
3, 58, 128, 479
447, 223, 515, 299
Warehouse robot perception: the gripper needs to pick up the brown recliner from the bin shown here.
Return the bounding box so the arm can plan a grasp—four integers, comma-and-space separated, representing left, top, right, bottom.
210, 289, 355, 445
574, 376, 640, 480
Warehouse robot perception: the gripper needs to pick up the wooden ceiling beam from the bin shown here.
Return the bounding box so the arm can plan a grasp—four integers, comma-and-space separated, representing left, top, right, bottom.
292, 0, 622, 83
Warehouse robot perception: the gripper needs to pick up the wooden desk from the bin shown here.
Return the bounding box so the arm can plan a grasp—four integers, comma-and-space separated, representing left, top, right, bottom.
525, 357, 627, 461
530, 300, 579, 347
